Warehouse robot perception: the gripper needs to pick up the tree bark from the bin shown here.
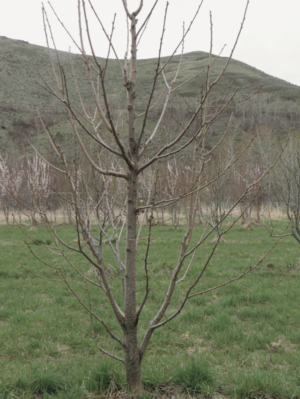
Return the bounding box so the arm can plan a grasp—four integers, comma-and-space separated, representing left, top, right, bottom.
124, 171, 142, 392
124, 325, 142, 392
123, 12, 142, 391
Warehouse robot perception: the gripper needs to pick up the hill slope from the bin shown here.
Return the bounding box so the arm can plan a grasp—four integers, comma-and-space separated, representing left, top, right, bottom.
0, 36, 299, 150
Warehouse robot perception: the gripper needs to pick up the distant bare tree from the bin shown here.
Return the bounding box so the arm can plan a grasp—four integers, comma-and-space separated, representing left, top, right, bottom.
0, 154, 24, 224
265, 136, 300, 242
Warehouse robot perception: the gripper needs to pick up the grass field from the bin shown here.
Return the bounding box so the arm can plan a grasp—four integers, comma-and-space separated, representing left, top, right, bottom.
0, 220, 300, 398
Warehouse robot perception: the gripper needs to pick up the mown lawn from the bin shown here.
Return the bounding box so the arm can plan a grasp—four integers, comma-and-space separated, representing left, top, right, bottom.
0, 220, 299, 398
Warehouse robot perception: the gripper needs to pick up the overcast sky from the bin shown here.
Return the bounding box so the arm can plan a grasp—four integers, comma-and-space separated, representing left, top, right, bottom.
1, 0, 300, 86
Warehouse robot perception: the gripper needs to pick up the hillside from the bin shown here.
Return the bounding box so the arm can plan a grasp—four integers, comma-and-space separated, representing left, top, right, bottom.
0, 36, 300, 152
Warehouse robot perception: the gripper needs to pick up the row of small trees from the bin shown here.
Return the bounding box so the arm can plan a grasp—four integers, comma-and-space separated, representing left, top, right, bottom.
0, 154, 55, 225
0, 126, 297, 228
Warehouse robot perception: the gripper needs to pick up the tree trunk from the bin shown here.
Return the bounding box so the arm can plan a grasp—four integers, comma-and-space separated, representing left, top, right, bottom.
124, 170, 142, 392
124, 326, 142, 392
123, 13, 142, 391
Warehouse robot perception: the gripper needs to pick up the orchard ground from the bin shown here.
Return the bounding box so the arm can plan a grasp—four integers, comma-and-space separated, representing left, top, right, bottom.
0, 215, 299, 398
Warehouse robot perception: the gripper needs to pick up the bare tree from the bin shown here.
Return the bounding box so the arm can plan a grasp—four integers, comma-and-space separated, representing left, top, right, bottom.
8, 0, 291, 393
0, 154, 24, 224
165, 159, 182, 230
265, 136, 300, 242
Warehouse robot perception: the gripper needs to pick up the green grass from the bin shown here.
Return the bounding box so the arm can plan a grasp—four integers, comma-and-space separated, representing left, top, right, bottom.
15, 363, 65, 395
172, 357, 215, 394
32, 238, 53, 246
0, 220, 300, 398
82, 363, 112, 394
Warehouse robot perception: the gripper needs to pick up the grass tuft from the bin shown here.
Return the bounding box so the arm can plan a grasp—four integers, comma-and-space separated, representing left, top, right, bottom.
15, 366, 64, 394
32, 238, 52, 245
231, 370, 294, 399
83, 363, 111, 394
172, 357, 215, 394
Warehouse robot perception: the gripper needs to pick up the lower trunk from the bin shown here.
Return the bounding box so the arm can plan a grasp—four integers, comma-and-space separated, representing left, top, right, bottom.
124, 170, 142, 392
124, 327, 142, 393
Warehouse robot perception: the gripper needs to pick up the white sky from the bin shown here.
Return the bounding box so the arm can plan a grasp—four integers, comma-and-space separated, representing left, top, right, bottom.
1, 0, 300, 86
